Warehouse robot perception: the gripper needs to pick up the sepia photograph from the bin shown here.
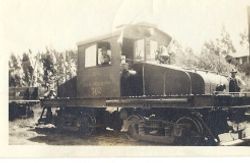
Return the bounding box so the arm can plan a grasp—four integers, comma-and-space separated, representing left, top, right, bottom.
2, 0, 250, 157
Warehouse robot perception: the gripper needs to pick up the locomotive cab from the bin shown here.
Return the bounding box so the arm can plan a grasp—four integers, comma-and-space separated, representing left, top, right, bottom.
77, 23, 173, 98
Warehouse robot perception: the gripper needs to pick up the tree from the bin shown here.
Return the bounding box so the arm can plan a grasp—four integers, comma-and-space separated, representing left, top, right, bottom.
9, 54, 22, 87
55, 52, 67, 85
9, 47, 77, 91
239, 63, 250, 76
198, 27, 236, 74
165, 40, 199, 70
40, 48, 57, 91
238, 30, 250, 76
21, 52, 34, 86
64, 50, 77, 80
164, 40, 184, 66
203, 27, 236, 57
31, 51, 44, 87
239, 30, 249, 49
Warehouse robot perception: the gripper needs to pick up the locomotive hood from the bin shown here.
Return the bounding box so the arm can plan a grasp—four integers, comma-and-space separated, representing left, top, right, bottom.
140, 62, 229, 95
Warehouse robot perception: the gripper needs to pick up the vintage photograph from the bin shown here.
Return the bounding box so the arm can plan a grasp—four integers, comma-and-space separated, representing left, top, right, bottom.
5, 0, 250, 148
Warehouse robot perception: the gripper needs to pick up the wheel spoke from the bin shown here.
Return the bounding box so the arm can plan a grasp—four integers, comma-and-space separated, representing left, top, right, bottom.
175, 116, 204, 145
127, 115, 143, 141
79, 112, 96, 136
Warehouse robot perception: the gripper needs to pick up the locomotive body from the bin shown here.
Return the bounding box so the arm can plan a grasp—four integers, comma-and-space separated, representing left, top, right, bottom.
58, 24, 229, 98
39, 23, 250, 145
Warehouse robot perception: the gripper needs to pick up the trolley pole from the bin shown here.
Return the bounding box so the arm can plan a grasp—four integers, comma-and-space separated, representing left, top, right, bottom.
248, 6, 250, 63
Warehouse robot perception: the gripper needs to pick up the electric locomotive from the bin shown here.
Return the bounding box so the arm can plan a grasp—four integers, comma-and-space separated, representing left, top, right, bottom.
38, 23, 250, 145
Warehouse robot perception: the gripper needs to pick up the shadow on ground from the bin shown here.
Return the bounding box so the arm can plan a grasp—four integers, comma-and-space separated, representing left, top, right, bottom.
27, 126, 160, 146
9, 106, 250, 146
9, 106, 161, 146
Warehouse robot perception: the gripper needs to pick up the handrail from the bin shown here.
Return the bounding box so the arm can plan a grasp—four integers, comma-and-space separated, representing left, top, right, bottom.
163, 71, 167, 96
214, 91, 250, 97
142, 63, 145, 96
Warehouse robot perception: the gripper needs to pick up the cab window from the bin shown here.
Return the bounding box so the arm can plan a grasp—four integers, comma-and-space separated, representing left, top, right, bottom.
97, 43, 111, 65
85, 44, 97, 68
147, 39, 170, 64
154, 45, 170, 64
85, 42, 111, 68
148, 40, 158, 61
134, 39, 145, 61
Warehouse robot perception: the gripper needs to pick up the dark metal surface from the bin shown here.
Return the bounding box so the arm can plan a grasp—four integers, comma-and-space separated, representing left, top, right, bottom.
143, 63, 192, 95
40, 93, 250, 110
58, 76, 77, 97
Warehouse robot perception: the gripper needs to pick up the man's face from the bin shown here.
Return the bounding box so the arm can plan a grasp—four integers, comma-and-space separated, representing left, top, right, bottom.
231, 72, 236, 78
101, 47, 107, 55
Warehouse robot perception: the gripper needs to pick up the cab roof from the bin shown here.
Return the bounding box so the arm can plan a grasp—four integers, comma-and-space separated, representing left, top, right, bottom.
77, 23, 172, 46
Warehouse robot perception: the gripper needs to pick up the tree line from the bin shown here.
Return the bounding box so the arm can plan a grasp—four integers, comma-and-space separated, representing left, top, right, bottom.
9, 48, 77, 91
168, 27, 249, 77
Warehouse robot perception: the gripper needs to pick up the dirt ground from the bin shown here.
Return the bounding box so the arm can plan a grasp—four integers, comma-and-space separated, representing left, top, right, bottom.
9, 105, 250, 146
9, 106, 157, 146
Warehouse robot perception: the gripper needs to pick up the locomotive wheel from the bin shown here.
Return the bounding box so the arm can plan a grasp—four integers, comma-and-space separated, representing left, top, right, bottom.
55, 113, 64, 132
79, 112, 96, 136
27, 109, 34, 118
175, 116, 204, 145
127, 115, 144, 141
111, 111, 123, 132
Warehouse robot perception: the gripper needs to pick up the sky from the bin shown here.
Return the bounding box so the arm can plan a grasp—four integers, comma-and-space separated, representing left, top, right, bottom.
1, 0, 250, 56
